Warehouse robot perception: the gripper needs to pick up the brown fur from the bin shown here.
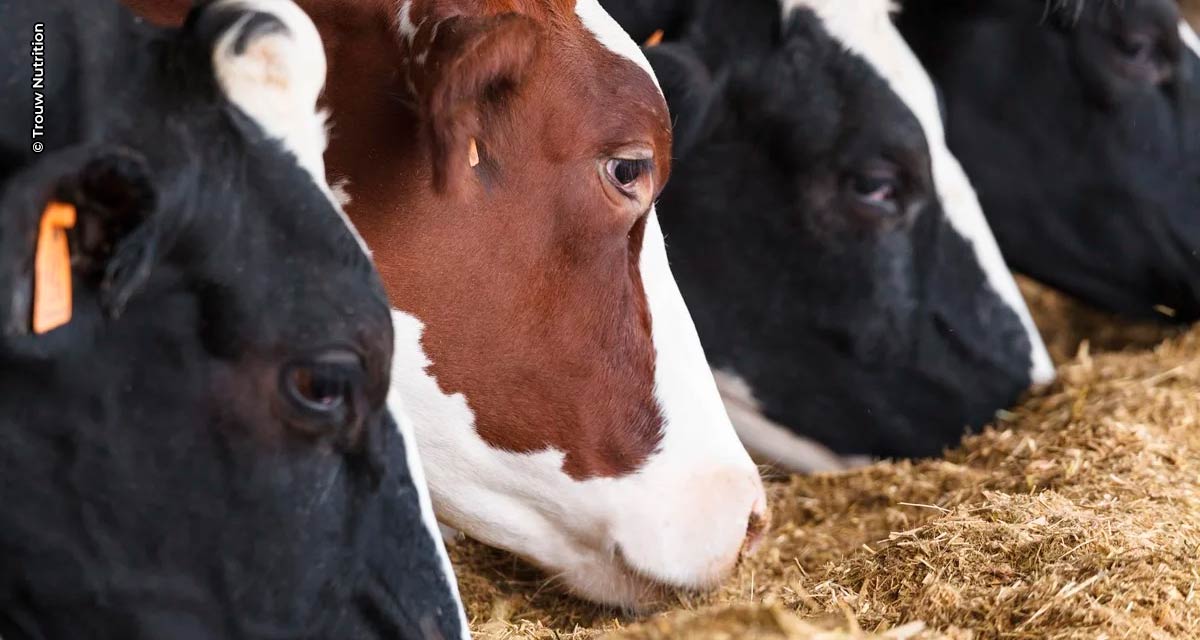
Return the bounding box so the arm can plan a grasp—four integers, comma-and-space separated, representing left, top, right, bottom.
124, 0, 675, 479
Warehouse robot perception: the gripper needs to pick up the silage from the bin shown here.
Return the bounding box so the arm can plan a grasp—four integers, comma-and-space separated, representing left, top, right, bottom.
451, 293, 1200, 639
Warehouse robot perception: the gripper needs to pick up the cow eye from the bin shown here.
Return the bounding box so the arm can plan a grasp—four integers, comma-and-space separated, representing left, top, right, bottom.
605, 158, 653, 197
847, 167, 904, 217
282, 350, 364, 423
1110, 31, 1173, 85
1116, 34, 1154, 63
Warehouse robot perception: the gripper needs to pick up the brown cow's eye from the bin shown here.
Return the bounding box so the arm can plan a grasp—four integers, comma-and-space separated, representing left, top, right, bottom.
605, 158, 653, 196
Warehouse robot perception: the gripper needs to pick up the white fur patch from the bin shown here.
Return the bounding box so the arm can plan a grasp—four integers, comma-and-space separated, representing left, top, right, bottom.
211, 0, 369, 254
1182, 20, 1200, 60
781, 0, 1055, 385
575, 0, 661, 90
379, 1, 763, 607
391, 291, 764, 606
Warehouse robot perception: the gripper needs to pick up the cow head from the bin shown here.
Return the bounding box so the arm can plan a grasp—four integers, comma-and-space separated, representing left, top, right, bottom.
898, 0, 1200, 321
618, 0, 1054, 469
0, 1, 465, 637
286, 0, 768, 608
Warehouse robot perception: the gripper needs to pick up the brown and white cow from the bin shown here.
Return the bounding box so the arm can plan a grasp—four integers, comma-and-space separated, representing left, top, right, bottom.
126, 0, 767, 607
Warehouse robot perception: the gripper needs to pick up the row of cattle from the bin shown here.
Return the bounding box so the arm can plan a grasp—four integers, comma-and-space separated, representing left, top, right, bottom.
1, 0, 1196, 638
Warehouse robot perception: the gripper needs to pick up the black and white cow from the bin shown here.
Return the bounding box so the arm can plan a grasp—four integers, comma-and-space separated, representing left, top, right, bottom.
0, 1, 467, 637
603, 0, 1054, 469
898, 0, 1200, 321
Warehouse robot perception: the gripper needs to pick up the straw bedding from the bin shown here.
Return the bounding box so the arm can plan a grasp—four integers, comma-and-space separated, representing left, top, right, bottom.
449, 281, 1200, 639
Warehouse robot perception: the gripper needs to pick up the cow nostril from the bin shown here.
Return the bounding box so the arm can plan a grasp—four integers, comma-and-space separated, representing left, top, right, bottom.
741, 506, 769, 557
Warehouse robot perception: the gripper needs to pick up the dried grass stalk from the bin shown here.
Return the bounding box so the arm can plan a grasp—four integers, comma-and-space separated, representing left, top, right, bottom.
452, 286, 1200, 639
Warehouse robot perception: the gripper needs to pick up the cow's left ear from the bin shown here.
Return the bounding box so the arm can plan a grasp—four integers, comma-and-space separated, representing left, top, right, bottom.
412, 13, 541, 193
196, 0, 330, 181
0, 148, 161, 335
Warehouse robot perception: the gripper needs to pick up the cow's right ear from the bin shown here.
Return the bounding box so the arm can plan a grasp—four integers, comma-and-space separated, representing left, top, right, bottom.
645, 42, 718, 158
412, 13, 541, 193
0, 148, 162, 336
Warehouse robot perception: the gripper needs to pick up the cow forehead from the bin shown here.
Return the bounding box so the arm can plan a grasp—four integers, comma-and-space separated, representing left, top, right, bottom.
574, 0, 661, 92
782, 1, 932, 135
398, 0, 663, 92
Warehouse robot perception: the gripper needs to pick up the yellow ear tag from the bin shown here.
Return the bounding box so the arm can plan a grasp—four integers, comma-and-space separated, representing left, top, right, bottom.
32, 202, 76, 335
468, 137, 481, 168
644, 29, 665, 48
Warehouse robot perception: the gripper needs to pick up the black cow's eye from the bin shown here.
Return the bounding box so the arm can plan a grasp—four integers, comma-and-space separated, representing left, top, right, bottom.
1116, 34, 1154, 63
606, 158, 652, 195
1110, 31, 1173, 85
848, 168, 904, 217
282, 350, 364, 422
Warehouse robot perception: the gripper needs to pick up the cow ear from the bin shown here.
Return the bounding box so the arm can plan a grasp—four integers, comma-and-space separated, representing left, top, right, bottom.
414, 13, 540, 193
73, 150, 163, 319
646, 42, 718, 157
1, 148, 160, 335
198, 0, 331, 181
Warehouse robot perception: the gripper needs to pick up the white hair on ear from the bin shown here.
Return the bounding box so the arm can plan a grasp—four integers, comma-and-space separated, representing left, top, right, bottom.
211, 0, 368, 254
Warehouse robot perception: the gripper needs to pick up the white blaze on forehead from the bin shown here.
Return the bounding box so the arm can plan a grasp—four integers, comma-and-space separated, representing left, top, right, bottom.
211, 0, 369, 255
780, 0, 1055, 385
575, 0, 661, 91
637, 211, 753, 475
570, 0, 754, 483
1182, 21, 1200, 59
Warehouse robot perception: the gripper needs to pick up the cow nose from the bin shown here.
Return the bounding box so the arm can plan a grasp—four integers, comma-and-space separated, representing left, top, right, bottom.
608, 462, 767, 595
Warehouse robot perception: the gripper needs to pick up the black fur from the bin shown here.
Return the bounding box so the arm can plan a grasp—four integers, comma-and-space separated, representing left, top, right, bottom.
0, 1, 464, 638
898, 0, 1200, 321
609, 0, 1038, 459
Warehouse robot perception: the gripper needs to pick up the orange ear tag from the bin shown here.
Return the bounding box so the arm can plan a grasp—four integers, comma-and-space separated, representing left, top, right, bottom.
467, 137, 481, 168
32, 202, 76, 334
644, 30, 665, 48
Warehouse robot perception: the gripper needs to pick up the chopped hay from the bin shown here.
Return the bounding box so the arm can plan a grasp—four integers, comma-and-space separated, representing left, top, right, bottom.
607, 606, 927, 640
452, 299, 1200, 639
1017, 276, 1182, 364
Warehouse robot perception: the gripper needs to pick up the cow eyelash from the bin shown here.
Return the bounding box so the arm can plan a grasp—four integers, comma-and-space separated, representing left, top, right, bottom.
605, 158, 654, 196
